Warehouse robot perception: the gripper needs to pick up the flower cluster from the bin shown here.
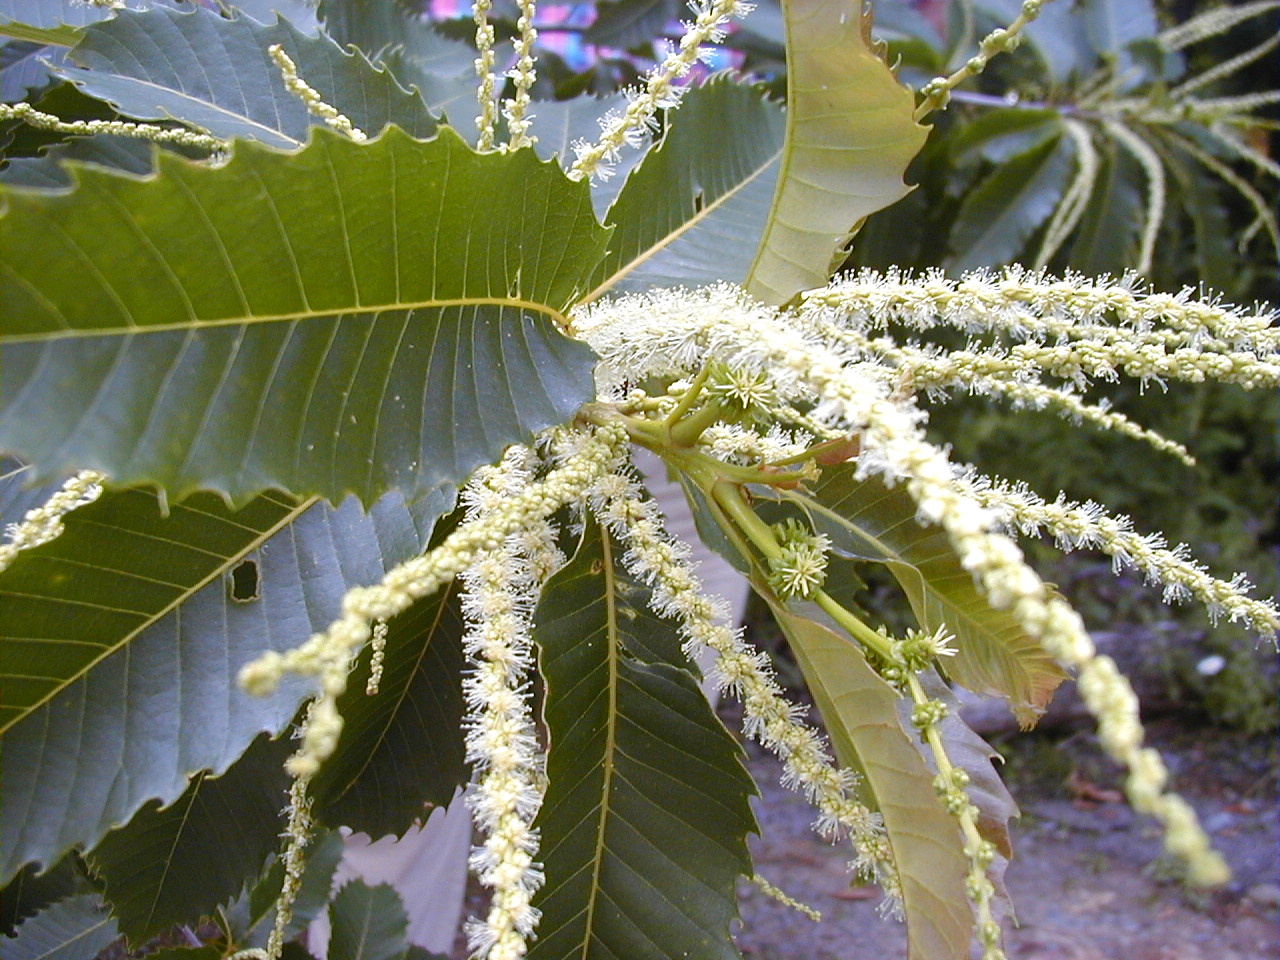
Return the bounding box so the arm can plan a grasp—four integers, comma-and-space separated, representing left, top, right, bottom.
764, 518, 831, 600
238, 426, 625, 960
959, 474, 1280, 638
586, 466, 900, 900
569, 0, 756, 180
0, 468, 106, 573
267, 45, 367, 143
575, 279, 1261, 885
459, 447, 559, 960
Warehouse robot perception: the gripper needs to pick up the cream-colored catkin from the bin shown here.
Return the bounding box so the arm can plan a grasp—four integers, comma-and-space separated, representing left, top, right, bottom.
0, 469, 107, 573
0, 103, 224, 151
587, 465, 902, 905
502, 0, 539, 150
802, 267, 1280, 354
267, 44, 366, 142
569, 0, 755, 180
959, 475, 1280, 638
573, 283, 1243, 885
472, 0, 499, 150
459, 447, 556, 960
239, 424, 626, 773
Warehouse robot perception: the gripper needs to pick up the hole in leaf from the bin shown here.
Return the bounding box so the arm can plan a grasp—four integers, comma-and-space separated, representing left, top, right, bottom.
230, 560, 260, 603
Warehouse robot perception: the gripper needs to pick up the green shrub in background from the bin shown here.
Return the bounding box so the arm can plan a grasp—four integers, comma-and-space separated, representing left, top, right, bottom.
0, 1, 1276, 959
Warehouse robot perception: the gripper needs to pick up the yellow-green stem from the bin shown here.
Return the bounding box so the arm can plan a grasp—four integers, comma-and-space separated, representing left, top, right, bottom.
663, 364, 715, 428
709, 479, 895, 660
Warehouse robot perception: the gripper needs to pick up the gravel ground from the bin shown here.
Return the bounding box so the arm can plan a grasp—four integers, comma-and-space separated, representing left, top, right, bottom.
735, 717, 1278, 960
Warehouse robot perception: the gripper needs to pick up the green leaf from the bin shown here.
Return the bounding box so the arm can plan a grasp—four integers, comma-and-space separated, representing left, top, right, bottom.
315, 0, 479, 129
589, 78, 785, 297
1165, 145, 1235, 293
0, 127, 608, 506
0, 860, 80, 938
0, 895, 118, 960
1079, 0, 1157, 57
526, 91, 637, 218
766, 603, 972, 960
744, 0, 927, 305
948, 134, 1073, 272
228, 0, 321, 35
948, 108, 1063, 165
57, 5, 437, 150
0, 468, 451, 882
584, 0, 679, 48
328, 882, 409, 960
775, 463, 1067, 724
0, 41, 65, 103
243, 830, 345, 943
311, 581, 468, 840
317, 0, 473, 75
86, 732, 292, 946
529, 520, 757, 960
0, 0, 114, 46
1066, 140, 1142, 275
0, 134, 154, 188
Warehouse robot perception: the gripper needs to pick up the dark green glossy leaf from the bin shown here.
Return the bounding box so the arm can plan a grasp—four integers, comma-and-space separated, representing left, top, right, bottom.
58, 5, 437, 150
530, 521, 756, 960
317, 0, 472, 74
311, 581, 468, 839
328, 882, 409, 960
766, 602, 972, 960
0, 470, 450, 882
0, 895, 117, 960
590, 78, 784, 296
777, 463, 1067, 724
584, 0, 679, 48
0, 0, 114, 46
948, 108, 1063, 165
0, 134, 153, 188
0, 127, 608, 506
315, 0, 478, 129
0, 860, 80, 939
87, 732, 292, 946
228, 0, 321, 35
0, 41, 64, 102
949, 134, 1073, 272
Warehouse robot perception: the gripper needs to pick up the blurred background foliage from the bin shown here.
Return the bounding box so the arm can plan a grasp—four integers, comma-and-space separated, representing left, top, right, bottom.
2, 0, 1274, 728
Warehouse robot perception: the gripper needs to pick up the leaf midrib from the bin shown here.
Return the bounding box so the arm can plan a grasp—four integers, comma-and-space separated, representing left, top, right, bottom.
0, 494, 317, 735
578, 532, 622, 960
0, 296, 573, 345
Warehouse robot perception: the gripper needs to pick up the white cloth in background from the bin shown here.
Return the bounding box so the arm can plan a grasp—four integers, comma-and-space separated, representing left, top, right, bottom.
314, 450, 751, 955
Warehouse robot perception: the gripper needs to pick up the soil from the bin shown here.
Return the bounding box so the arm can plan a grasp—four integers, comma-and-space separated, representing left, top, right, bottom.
733, 715, 1278, 960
